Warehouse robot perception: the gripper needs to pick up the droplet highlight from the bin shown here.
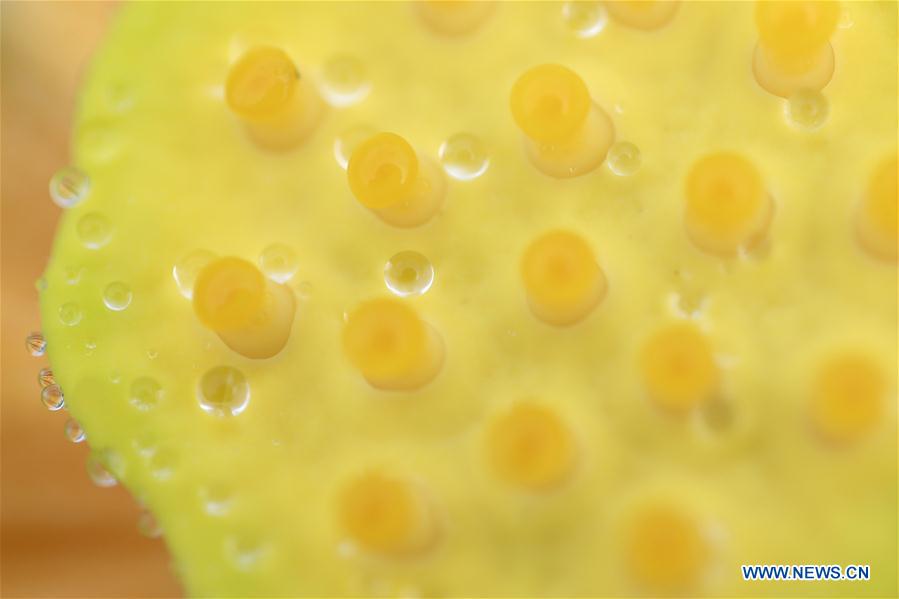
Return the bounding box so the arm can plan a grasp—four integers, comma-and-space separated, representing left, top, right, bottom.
41, 384, 65, 411
38, 368, 55, 388
137, 510, 163, 538
321, 55, 371, 107
49, 166, 90, 208
561, 1, 607, 38
334, 125, 376, 170
384, 251, 435, 297
438, 133, 489, 180
259, 243, 298, 283
129, 377, 163, 411
198, 366, 250, 416
173, 249, 217, 299
58, 302, 83, 326
76, 212, 112, 249
64, 418, 86, 443
26, 332, 47, 357
608, 141, 642, 176
785, 89, 829, 131
103, 281, 133, 311
86, 453, 117, 487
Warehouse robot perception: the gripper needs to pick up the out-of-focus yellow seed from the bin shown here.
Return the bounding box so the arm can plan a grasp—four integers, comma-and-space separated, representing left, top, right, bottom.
348, 133, 420, 210
342, 298, 444, 390
521, 230, 607, 326
810, 353, 885, 444
856, 153, 898, 263
226, 46, 298, 120
684, 152, 772, 257
486, 402, 577, 491
604, 0, 679, 31
416, 0, 496, 36
193, 257, 266, 331
510, 64, 592, 144
338, 471, 438, 555
639, 323, 718, 412
624, 503, 710, 593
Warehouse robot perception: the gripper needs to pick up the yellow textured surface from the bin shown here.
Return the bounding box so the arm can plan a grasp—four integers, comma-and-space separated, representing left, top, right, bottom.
38, 2, 897, 597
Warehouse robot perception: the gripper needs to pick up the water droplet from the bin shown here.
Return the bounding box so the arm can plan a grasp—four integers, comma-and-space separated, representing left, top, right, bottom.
35, 277, 48, 292
129, 377, 163, 411
198, 366, 250, 416
58, 302, 83, 326
41, 384, 65, 411
562, 1, 607, 38
102, 281, 132, 311
132, 434, 157, 458
173, 249, 216, 299
384, 251, 435, 297
224, 535, 265, 570
49, 166, 91, 208
334, 125, 376, 169
64, 266, 83, 285
38, 368, 55, 388
64, 418, 86, 443
77, 212, 112, 249
149, 447, 178, 480
26, 332, 47, 356
137, 510, 162, 538
200, 484, 233, 517
438, 133, 489, 181
785, 89, 829, 131
80, 122, 121, 164
147, 348, 159, 360
86, 453, 117, 487
259, 244, 298, 283
607, 141, 642, 176
321, 55, 371, 107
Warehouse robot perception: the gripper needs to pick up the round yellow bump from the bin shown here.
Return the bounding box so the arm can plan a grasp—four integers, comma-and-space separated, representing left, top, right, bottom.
342, 299, 443, 390
338, 471, 438, 555
856, 153, 898, 262
510, 64, 592, 144
193, 257, 266, 331
810, 353, 886, 444
624, 503, 710, 593
605, 0, 679, 30
225, 46, 299, 120
486, 402, 577, 491
348, 133, 420, 210
639, 323, 718, 412
416, 0, 495, 36
684, 152, 772, 256
521, 230, 607, 326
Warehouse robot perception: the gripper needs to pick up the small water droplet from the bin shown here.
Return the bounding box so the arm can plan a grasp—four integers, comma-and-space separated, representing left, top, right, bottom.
200, 484, 233, 517
147, 348, 159, 360
198, 366, 250, 416
259, 244, 298, 283
77, 212, 112, 249
84, 339, 97, 354
38, 368, 55, 388
49, 166, 91, 208
438, 133, 489, 181
35, 277, 48, 292
321, 55, 371, 107
80, 122, 121, 164
149, 447, 178, 481
41, 384, 65, 411
132, 434, 157, 458
224, 535, 265, 571
110, 369, 123, 384
334, 125, 376, 170
173, 249, 216, 299
137, 510, 162, 538
86, 453, 117, 487
561, 1, 607, 38
103, 281, 132, 311
64, 266, 83, 285
58, 302, 83, 326
26, 332, 47, 357
384, 251, 435, 297
129, 377, 162, 411
785, 89, 829, 131
64, 418, 86, 443
607, 141, 642, 176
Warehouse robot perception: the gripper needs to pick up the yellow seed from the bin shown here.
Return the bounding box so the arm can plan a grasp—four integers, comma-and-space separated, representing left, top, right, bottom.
810, 353, 885, 444
486, 403, 577, 491
510, 64, 592, 144
347, 133, 420, 209
521, 230, 607, 326
193, 257, 266, 331
604, 0, 679, 31
856, 153, 898, 262
684, 152, 772, 256
639, 323, 718, 412
624, 503, 710, 592
338, 471, 437, 555
755, 1, 839, 70
225, 46, 299, 120
342, 299, 443, 390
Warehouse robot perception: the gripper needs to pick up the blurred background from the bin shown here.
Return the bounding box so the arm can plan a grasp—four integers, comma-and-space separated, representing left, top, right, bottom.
1, 3, 180, 596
